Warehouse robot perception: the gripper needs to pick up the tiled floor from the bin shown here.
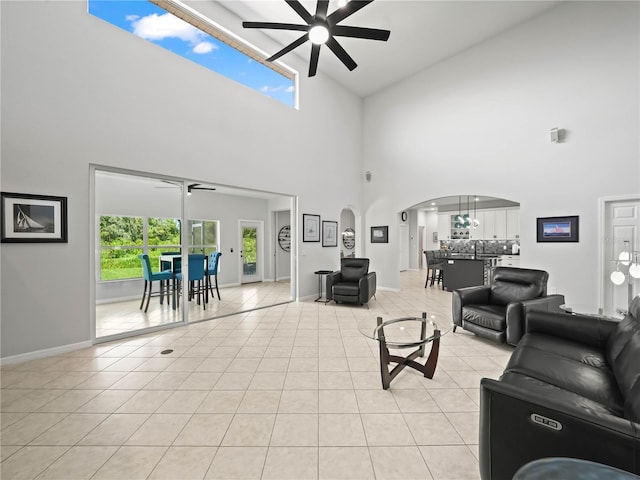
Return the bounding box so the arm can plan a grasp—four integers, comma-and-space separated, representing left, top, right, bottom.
2, 270, 513, 479
96, 280, 293, 338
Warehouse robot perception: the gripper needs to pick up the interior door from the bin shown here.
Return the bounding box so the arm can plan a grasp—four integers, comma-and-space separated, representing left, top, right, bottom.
240, 221, 263, 284
604, 198, 640, 315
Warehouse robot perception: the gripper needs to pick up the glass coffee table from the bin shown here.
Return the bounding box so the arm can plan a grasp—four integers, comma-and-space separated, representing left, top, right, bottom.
359, 312, 452, 390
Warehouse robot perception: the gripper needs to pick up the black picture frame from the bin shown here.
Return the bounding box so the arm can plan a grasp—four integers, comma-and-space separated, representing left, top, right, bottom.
303, 214, 320, 242
371, 225, 389, 243
536, 215, 579, 243
1, 192, 68, 243
322, 221, 338, 247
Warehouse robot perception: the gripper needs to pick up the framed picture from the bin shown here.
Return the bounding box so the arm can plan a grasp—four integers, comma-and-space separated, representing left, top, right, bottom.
322, 221, 338, 247
536, 215, 579, 243
433, 232, 438, 242
371, 225, 389, 243
1, 192, 68, 243
303, 214, 320, 242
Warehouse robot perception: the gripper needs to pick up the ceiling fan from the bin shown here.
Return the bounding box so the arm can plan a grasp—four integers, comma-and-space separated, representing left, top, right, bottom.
243, 0, 390, 77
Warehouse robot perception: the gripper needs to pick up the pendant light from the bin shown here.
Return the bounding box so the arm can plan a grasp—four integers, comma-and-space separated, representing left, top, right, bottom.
455, 196, 464, 226
472, 196, 480, 228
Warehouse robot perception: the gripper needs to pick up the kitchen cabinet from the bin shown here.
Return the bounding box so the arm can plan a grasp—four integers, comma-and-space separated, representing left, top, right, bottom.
442, 258, 485, 291
437, 214, 451, 241
506, 209, 520, 239
483, 210, 507, 240
500, 255, 520, 267
439, 208, 519, 241
469, 211, 484, 240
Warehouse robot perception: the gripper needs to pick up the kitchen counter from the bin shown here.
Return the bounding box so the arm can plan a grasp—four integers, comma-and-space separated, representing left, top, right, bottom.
442, 258, 486, 292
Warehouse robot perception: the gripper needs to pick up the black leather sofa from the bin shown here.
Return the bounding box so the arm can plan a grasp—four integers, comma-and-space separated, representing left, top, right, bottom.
452, 267, 565, 346
326, 257, 376, 306
479, 295, 640, 480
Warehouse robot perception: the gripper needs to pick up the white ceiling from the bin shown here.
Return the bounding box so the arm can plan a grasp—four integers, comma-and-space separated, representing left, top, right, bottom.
218, 0, 561, 97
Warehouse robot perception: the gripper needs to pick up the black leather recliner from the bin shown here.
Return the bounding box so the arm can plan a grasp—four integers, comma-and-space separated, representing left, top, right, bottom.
479, 295, 640, 480
452, 267, 565, 346
326, 257, 376, 306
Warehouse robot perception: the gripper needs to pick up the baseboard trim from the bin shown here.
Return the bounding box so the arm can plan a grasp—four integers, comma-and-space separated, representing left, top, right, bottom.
377, 286, 401, 293
1, 340, 94, 366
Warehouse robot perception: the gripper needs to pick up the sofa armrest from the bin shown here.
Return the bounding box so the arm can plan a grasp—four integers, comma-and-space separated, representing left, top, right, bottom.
480, 377, 639, 480
505, 294, 565, 346
358, 272, 377, 303
325, 271, 341, 301
452, 286, 491, 326
525, 310, 619, 349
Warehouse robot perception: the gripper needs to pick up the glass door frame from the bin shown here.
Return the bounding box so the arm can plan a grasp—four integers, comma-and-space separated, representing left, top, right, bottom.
91, 166, 298, 345
239, 220, 264, 284
90, 165, 189, 344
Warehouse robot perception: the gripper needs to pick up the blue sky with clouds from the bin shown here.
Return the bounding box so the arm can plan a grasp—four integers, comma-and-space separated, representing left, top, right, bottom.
88, 1, 295, 107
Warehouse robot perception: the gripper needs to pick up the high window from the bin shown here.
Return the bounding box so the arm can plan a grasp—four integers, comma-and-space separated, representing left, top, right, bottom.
88, 0, 296, 107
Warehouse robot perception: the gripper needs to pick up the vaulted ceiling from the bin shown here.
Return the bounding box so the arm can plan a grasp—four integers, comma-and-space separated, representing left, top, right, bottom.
219, 0, 561, 97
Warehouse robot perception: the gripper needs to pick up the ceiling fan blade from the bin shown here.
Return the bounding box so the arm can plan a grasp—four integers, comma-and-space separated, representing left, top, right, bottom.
309, 43, 321, 77
315, 0, 329, 20
332, 25, 390, 41
285, 0, 313, 23
327, 0, 373, 25
242, 22, 308, 32
266, 33, 309, 62
325, 36, 357, 71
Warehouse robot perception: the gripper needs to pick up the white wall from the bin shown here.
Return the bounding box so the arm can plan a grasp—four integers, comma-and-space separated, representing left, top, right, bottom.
0, 1, 362, 359
362, 1, 640, 305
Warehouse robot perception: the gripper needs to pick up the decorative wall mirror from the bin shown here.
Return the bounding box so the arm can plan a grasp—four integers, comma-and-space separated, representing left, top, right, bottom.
278, 225, 291, 251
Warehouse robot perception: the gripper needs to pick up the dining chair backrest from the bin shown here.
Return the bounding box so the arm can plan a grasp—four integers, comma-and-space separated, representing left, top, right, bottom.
187, 254, 206, 282
161, 251, 181, 272
138, 254, 153, 281
208, 252, 222, 275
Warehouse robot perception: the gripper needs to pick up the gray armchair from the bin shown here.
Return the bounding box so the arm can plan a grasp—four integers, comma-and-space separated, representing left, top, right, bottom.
452, 267, 565, 346
326, 257, 376, 306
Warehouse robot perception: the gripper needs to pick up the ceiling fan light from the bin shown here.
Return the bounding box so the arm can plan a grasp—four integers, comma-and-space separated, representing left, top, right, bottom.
337, 0, 349, 8
309, 24, 330, 44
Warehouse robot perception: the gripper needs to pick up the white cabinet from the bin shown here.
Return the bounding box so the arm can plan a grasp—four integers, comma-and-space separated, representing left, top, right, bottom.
500, 255, 520, 267
483, 210, 507, 239
469, 211, 484, 239
506, 209, 520, 239
437, 214, 451, 241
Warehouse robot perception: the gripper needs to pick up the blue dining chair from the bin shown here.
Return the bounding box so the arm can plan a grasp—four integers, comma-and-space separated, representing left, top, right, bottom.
206, 252, 222, 301
138, 254, 173, 313
176, 254, 207, 309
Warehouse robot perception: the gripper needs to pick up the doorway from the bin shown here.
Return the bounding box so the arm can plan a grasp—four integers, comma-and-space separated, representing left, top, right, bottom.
601, 195, 640, 315
240, 221, 263, 284
93, 167, 297, 343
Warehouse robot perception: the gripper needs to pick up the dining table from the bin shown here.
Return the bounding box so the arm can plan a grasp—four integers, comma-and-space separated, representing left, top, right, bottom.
158, 253, 208, 307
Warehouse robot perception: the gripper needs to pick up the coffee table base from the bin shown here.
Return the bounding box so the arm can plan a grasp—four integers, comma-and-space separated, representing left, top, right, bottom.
378, 327, 441, 390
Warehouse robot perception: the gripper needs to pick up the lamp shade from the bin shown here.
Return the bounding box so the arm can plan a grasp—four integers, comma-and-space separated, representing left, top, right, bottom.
619, 251, 632, 266
611, 270, 626, 285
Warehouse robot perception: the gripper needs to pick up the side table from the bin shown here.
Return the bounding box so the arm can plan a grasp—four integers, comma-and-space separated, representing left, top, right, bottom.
314, 270, 333, 303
